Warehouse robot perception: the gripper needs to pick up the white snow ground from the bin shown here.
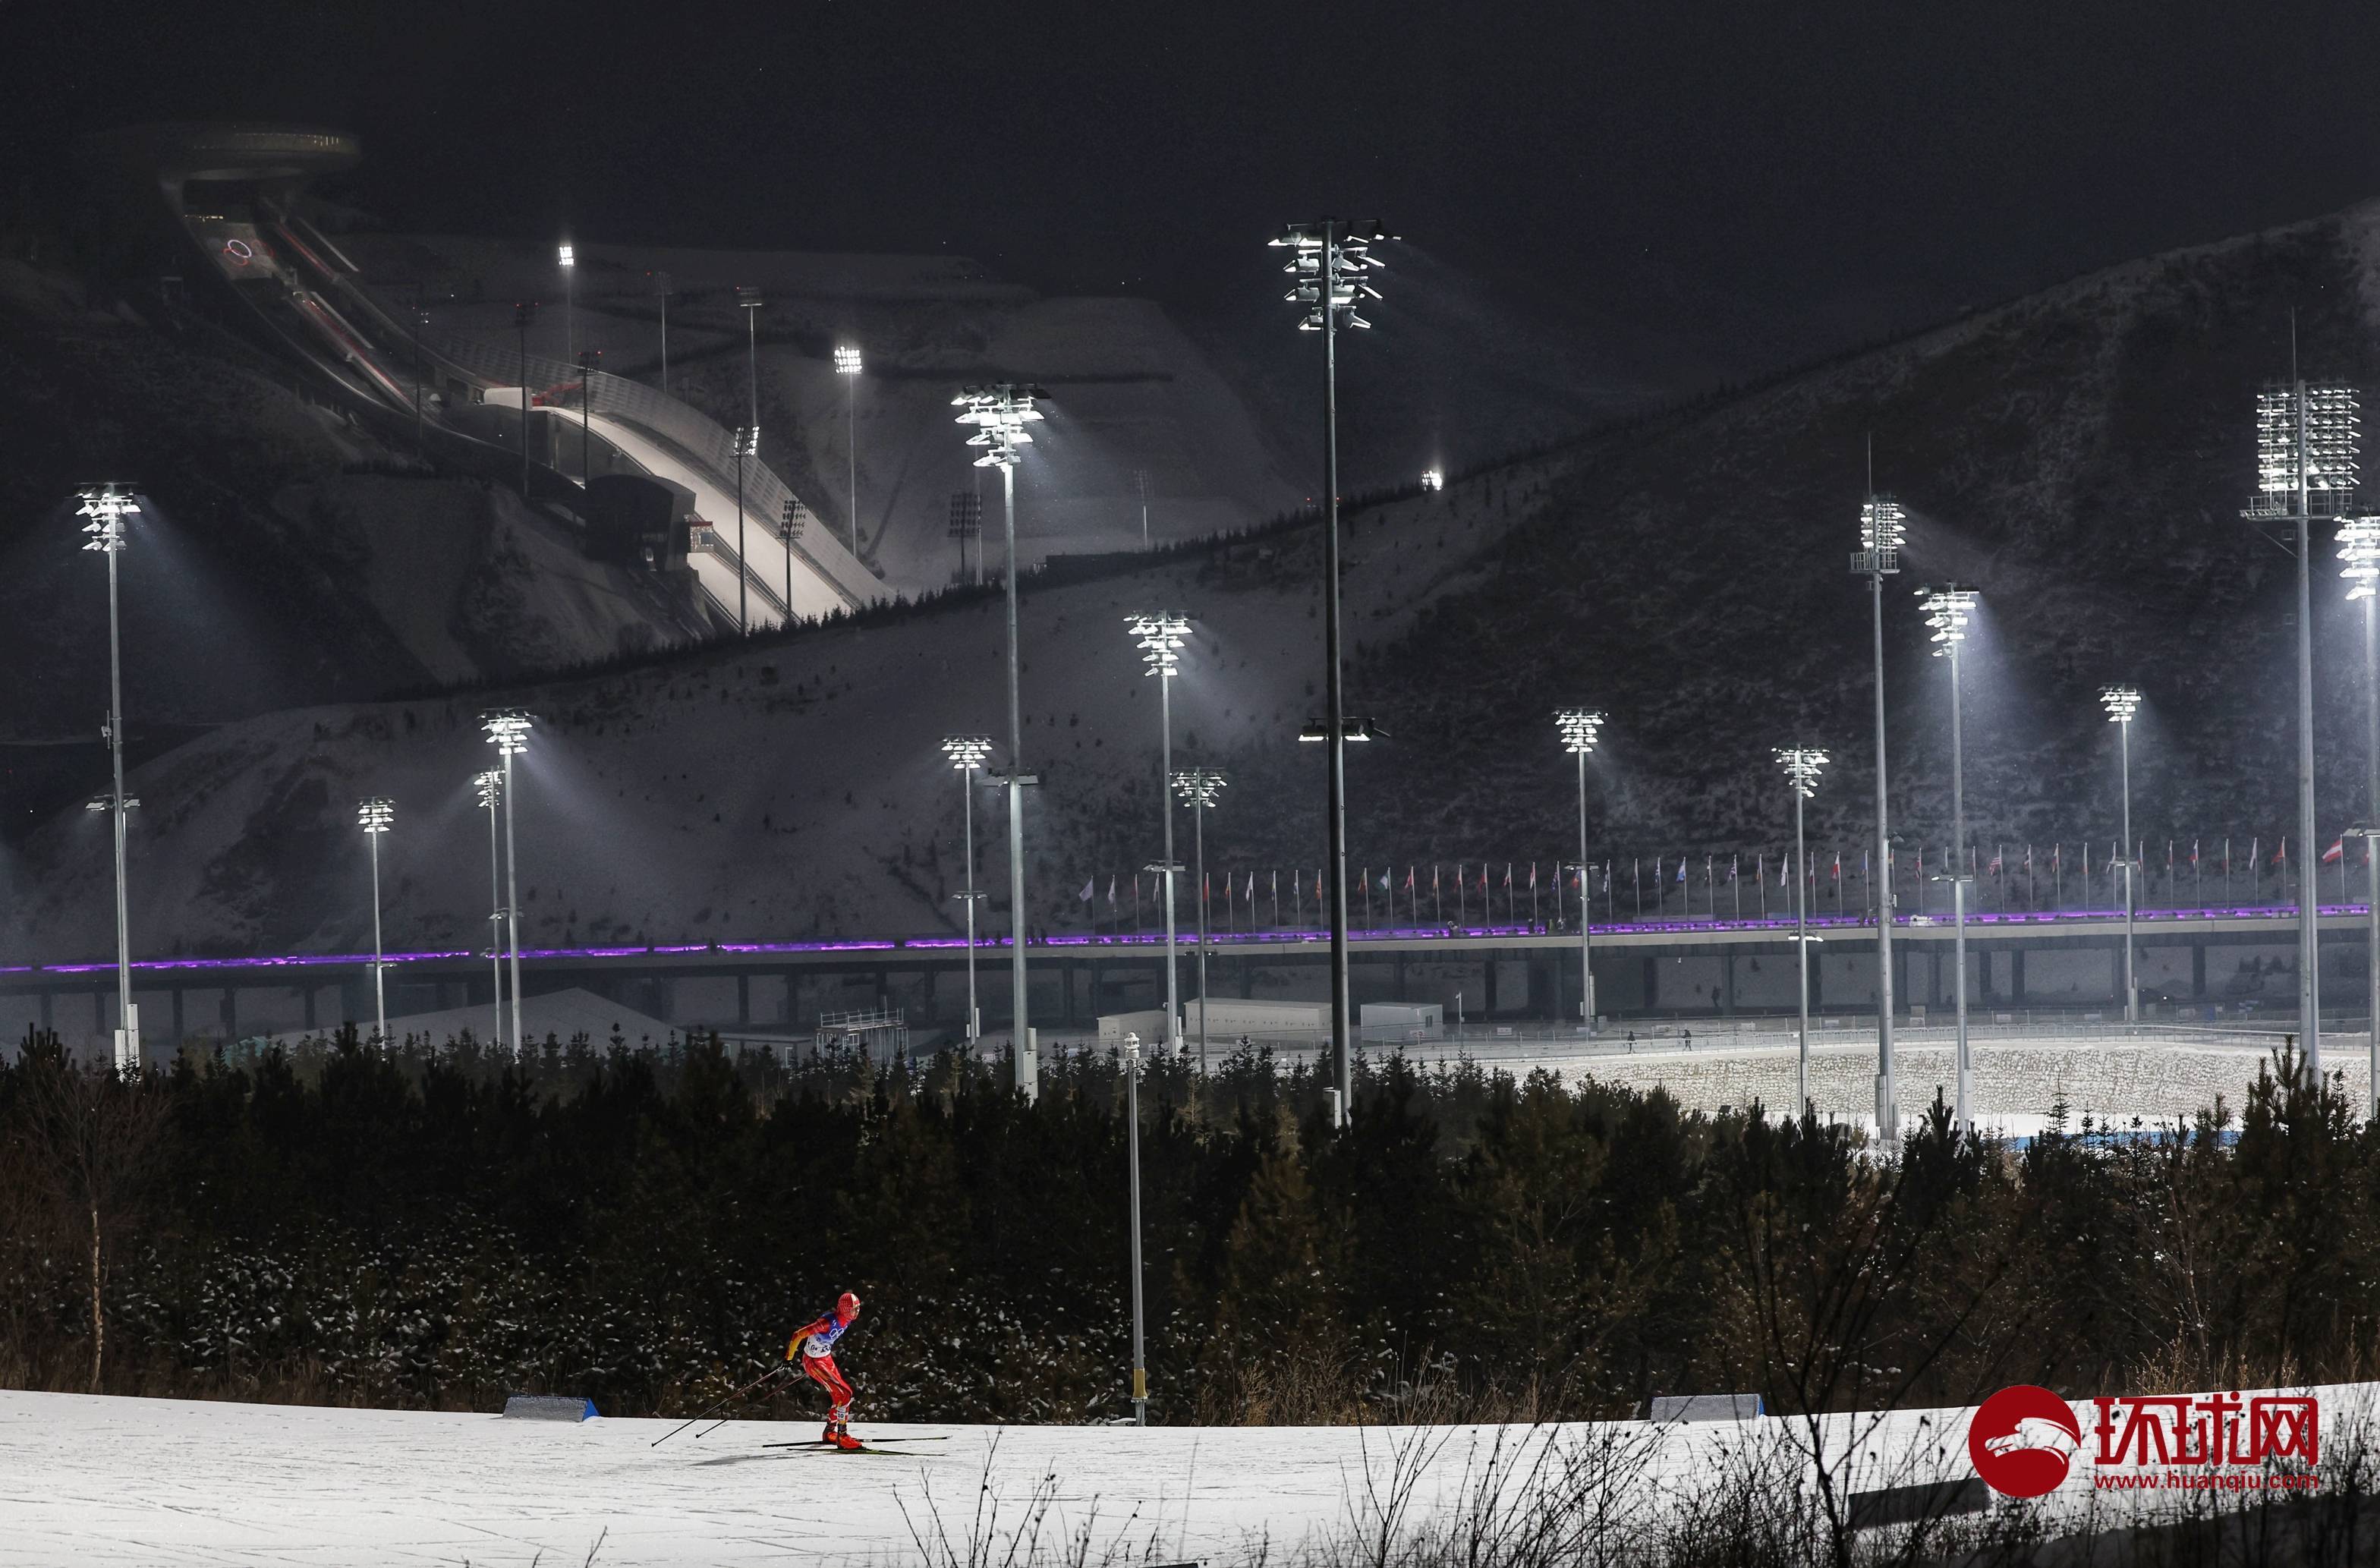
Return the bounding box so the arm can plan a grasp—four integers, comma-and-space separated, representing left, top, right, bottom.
2, 1385, 2370, 1565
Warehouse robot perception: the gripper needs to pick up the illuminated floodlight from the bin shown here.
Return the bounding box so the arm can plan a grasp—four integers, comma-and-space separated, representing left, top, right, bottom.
737, 285, 763, 313
942, 735, 993, 770
2249, 383, 2361, 516
1299, 716, 1384, 742
1421, 468, 1443, 492
1170, 768, 1227, 808
779, 496, 810, 543
1128, 613, 1192, 678
1916, 584, 1978, 655
1850, 496, 1906, 576
733, 423, 760, 458
2100, 685, 2142, 725
1776, 747, 1828, 798
1271, 220, 1388, 331
558, 243, 575, 268
482, 710, 533, 754
84, 795, 139, 813
952, 384, 1046, 471
357, 798, 394, 833
1554, 708, 1604, 754
2341, 516, 2380, 600
474, 769, 502, 808
77, 483, 138, 553
835, 345, 862, 376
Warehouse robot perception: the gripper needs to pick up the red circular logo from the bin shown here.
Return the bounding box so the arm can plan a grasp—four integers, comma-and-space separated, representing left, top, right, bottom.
1969, 1384, 2081, 1497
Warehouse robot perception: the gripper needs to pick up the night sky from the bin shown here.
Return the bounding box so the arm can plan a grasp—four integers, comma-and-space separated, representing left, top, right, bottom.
14, 2, 2380, 381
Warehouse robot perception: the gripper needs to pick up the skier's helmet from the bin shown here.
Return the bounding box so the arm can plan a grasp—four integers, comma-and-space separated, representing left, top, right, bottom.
837, 1291, 863, 1319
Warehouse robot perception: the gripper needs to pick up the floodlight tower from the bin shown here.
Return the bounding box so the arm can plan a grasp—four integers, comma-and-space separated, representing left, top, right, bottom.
836, 345, 863, 554
481, 711, 533, 1053
474, 769, 505, 1047
1554, 709, 1605, 1034
737, 286, 763, 434
1850, 488, 1906, 1138
953, 383, 1048, 1100
1919, 586, 1979, 1132
77, 483, 140, 1069
732, 423, 758, 632
942, 737, 994, 1041
558, 242, 575, 364
1273, 217, 1387, 1128
1129, 615, 1192, 1053
1172, 767, 1228, 1070
2101, 685, 2142, 1025
1122, 1031, 1150, 1426
2341, 515, 2380, 1116
2244, 376, 2358, 1075
778, 497, 807, 620
357, 798, 394, 1045
651, 269, 672, 393
1777, 748, 1829, 1115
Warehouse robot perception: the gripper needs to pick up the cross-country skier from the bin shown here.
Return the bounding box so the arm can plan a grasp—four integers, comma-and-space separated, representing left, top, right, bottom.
786, 1292, 864, 1449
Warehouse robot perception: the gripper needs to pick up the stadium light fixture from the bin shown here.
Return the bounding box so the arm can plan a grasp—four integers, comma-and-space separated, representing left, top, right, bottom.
1777, 746, 1829, 1115
1171, 768, 1228, 1072
474, 768, 505, 1047
1554, 709, 1605, 1034
1850, 483, 1906, 1138
2100, 685, 2142, 1025
952, 384, 1049, 1101
941, 735, 995, 1044
2246, 374, 2360, 1078
77, 483, 140, 1069
1421, 468, 1443, 493
732, 423, 760, 633
1129, 616, 1193, 1056
1273, 219, 1389, 1128
1918, 584, 1980, 1133
2344, 514, 2380, 1117
357, 798, 394, 1047
836, 345, 863, 555
558, 241, 575, 364
481, 710, 532, 1053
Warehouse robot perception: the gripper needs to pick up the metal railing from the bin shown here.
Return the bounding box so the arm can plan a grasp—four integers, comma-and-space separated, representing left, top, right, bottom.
432, 332, 880, 612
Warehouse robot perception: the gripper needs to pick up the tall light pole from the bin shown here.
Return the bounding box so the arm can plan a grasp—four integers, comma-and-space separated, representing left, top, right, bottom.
513, 301, 537, 498
1129, 616, 1192, 1053
1172, 767, 1227, 1070
732, 423, 758, 632
651, 269, 672, 394
954, 384, 1047, 1101
474, 769, 505, 1047
2341, 515, 2380, 1116
2101, 686, 2142, 1025
942, 736, 993, 1043
576, 348, 600, 482
1122, 1031, 1149, 1426
482, 711, 533, 1053
2245, 378, 2362, 1074
77, 483, 140, 1070
558, 242, 575, 366
1554, 709, 1604, 1034
1777, 748, 1829, 1116
1920, 586, 1979, 1132
1273, 218, 1387, 1130
836, 345, 863, 556
1851, 487, 1906, 1139
357, 798, 393, 1046
779, 498, 806, 624
738, 285, 763, 433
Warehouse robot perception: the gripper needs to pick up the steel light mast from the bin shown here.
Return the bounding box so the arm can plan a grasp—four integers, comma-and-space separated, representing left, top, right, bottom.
1171, 767, 1228, 1069
77, 483, 140, 1070
1777, 748, 1829, 1115
1851, 487, 1906, 1139
481, 711, 533, 1053
357, 798, 395, 1046
2245, 375, 2358, 1077
1554, 709, 1605, 1034
1273, 218, 1387, 1129
1129, 615, 1192, 1054
2100, 686, 2143, 1025
953, 383, 1047, 1101
474, 769, 505, 1047
836, 345, 863, 555
2341, 515, 2380, 1117
941, 736, 994, 1044
1919, 586, 1979, 1132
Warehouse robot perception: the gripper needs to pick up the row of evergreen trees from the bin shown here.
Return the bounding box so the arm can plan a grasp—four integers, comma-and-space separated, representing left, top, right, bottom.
2, 1027, 2375, 1425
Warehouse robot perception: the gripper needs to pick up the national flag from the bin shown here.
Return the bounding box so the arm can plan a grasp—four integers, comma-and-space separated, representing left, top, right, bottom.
2324, 836, 2344, 865
1078, 879, 1095, 902
1528, 862, 1537, 890
1433, 864, 1442, 896
2274, 837, 2288, 867
1107, 874, 1117, 907
2190, 839, 2199, 866
1406, 865, 1416, 892
1505, 862, 1515, 889
1987, 849, 2003, 876
1831, 851, 1841, 881
1728, 854, 1739, 882
1378, 871, 1391, 891
1676, 858, 1686, 884
1601, 861, 1612, 893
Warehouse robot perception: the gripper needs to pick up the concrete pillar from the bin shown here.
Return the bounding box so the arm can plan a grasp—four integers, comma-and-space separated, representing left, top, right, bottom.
2192, 943, 2207, 1000
2010, 948, 2027, 1006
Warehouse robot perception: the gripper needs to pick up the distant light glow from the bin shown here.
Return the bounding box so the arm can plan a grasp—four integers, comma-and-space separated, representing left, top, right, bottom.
1554, 707, 1604, 755
2100, 685, 2142, 724
1916, 584, 1978, 654
1776, 747, 1828, 798
557, 244, 575, 268
357, 798, 394, 834
1420, 468, 1443, 492
2340, 515, 2380, 600
1128, 613, 1191, 678
834, 345, 862, 376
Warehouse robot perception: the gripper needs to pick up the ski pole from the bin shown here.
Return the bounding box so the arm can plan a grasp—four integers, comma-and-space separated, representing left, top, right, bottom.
651, 1365, 789, 1447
